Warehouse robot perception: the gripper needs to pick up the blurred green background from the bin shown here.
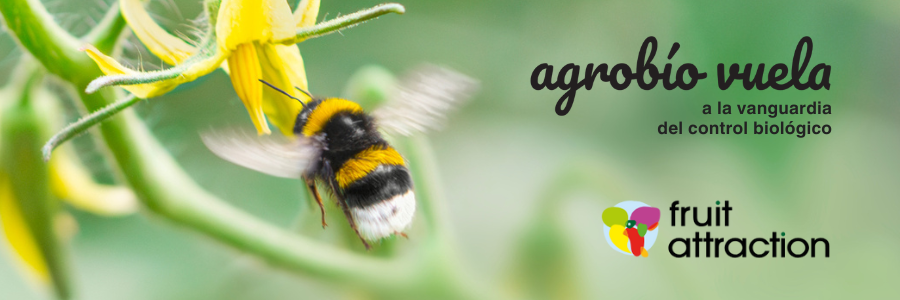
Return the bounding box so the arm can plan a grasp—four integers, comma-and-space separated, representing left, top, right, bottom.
1, 0, 898, 299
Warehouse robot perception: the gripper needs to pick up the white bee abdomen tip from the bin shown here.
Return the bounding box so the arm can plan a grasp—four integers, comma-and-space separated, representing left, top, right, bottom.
350, 190, 416, 241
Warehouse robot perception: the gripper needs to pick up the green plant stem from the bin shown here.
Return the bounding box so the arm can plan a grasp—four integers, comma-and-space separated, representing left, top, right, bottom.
76, 88, 495, 299
0, 0, 86, 80
77, 87, 420, 292
276, 3, 406, 45
2, 61, 72, 300
10, 60, 43, 107
41, 94, 139, 161
84, 2, 127, 54
391, 136, 501, 300
0, 0, 128, 83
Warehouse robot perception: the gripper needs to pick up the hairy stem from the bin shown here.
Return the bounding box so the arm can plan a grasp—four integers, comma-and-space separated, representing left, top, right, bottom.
41, 94, 139, 161
276, 3, 406, 45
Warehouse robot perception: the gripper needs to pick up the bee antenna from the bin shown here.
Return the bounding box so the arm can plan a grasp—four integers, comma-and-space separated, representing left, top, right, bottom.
294, 86, 313, 99
259, 79, 307, 109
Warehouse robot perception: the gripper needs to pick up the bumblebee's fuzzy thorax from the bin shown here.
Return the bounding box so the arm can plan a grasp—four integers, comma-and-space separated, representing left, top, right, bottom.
292, 98, 322, 134
296, 98, 364, 137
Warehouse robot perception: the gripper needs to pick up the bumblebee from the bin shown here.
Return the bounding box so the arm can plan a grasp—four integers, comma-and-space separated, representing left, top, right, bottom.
202, 66, 476, 248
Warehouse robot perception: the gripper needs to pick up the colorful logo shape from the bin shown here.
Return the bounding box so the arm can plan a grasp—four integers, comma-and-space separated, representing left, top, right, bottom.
602, 201, 660, 257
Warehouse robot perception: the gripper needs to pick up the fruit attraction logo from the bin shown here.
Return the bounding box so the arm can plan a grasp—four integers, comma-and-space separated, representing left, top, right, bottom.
602, 201, 661, 257
601, 200, 832, 259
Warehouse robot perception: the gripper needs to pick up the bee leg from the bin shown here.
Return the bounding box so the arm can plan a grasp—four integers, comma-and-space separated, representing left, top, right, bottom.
397, 232, 408, 239
338, 202, 371, 250
304, 177, 327, 228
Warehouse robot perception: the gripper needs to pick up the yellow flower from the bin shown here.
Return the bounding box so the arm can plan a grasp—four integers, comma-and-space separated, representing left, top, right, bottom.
85, 0, 315, 135
82, 0, 402, 136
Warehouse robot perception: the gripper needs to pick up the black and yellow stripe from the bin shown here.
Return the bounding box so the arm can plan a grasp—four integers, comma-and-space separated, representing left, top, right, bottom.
335, 144, 405, 188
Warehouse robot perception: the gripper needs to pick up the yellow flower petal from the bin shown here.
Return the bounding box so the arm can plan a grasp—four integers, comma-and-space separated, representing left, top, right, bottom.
179, 51, 230, 82
120, 0, 195, 65
83, 45, 227, 98
274, 44, 310, 92
227, 43, 270, 135
82, 45, 177, 98
0, 174, 50, 284
257, 43, 307, 136
294, 0, 320, 28
216, 0, 296, 50
49, 149, 138, 216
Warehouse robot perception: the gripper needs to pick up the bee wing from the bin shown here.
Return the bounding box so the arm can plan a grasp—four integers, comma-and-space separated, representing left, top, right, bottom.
200, 128, 321, 179
373, 65, 479, 136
